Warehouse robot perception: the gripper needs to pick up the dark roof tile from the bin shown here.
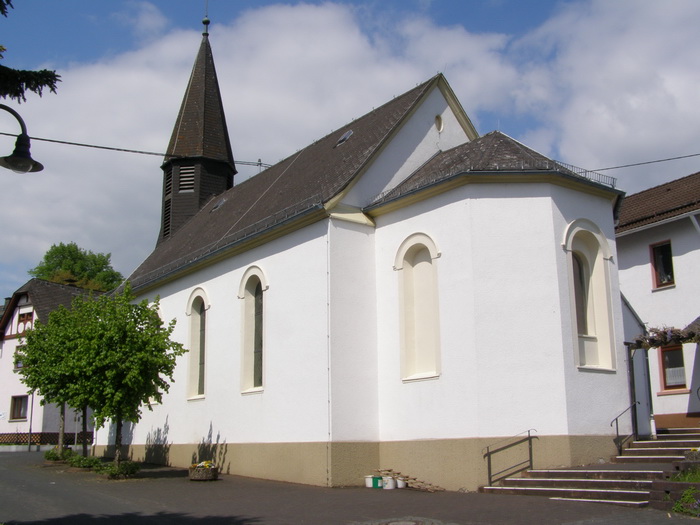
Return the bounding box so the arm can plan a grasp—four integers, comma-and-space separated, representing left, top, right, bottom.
616, 171, 700, 234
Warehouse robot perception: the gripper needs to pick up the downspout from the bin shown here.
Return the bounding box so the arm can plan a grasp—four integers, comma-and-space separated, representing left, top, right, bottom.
326, 220, 332, 487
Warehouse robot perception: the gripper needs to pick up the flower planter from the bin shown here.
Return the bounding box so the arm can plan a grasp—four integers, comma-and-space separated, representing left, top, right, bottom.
188, 466, 219, 481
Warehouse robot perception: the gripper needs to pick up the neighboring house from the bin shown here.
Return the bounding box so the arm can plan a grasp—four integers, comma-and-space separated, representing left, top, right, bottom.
93, 27, 631, 491
0, 278, 93, 445
617, 171, 700, 430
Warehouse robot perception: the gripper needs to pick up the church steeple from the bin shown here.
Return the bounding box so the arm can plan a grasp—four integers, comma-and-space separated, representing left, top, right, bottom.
158, 18, 236, 244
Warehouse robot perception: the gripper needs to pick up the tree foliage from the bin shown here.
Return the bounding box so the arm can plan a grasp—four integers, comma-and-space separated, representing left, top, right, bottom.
29, 242, 124, 292
20, 285, 186, 464
1, 0, 61, 103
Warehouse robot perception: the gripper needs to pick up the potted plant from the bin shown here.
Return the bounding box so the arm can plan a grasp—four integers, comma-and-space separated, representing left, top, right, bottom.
188, 460, 218, 481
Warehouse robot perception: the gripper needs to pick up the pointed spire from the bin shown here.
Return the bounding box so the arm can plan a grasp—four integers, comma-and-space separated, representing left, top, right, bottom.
157, 21, 237, 245
164, 23, 236, 171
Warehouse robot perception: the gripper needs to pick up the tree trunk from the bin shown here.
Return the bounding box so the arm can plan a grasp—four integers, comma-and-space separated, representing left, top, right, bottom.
57, 403, 65, 452
114, 414, 123, 466
81, 406, 88, 457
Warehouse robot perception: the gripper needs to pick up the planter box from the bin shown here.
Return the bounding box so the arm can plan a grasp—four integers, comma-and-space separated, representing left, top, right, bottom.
188, 466, 219, 481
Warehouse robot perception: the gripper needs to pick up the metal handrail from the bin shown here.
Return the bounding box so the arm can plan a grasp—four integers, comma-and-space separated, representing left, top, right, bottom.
483, 429, 537, 486
610, 401, 640, 455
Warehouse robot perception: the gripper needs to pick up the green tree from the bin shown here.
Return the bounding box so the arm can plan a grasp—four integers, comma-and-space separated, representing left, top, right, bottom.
29, 242, 124, 292
1, 1, 60, 102
20, 301, 94, 454
21, 285, 186, 465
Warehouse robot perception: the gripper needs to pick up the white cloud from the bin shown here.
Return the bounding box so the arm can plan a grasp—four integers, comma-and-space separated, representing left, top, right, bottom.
2, 0, 700, 296
513, 0, 700, 192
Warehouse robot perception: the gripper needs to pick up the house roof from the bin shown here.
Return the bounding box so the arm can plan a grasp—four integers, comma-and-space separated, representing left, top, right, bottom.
0, 279, 91, 341
368, 130, 619, 208
616, 171, 700, 234
164, 32, 236, 171
128, 75, 444, 291
128, 75, 620, 293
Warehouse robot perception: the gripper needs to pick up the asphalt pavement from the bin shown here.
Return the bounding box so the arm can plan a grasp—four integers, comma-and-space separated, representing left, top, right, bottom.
0, 452, 695, 524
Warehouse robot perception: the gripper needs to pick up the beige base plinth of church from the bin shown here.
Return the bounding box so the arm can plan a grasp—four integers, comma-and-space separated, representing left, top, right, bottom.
94, 434, 617, 491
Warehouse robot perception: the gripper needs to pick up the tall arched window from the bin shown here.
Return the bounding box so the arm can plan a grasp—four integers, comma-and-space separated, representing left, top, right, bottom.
395, 234, 441, 381
187, 289, 209, 397
563, 220, 616, 369
239, 267, 268, 392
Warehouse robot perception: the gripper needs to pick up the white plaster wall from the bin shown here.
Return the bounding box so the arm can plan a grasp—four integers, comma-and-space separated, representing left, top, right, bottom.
549, 184, 631, 436
617, 215, 700, 420
618, 216, 700, 328
373, 182, 596, 441
343, 87, 471, 207
327, 219, 379, 441
0, 317, 41, 435
101, 221, 333, 448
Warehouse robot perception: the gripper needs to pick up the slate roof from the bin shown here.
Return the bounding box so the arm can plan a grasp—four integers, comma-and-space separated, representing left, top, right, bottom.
0, 279, 91, 340
128, 76, 620, 293
128, 75, 442, 291
369, 131, 618, 207
616, 171, 700, 234
164, 32, 235, 171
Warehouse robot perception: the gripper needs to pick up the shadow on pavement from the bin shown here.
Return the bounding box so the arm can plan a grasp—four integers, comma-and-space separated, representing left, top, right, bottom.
7, 512, 261, 525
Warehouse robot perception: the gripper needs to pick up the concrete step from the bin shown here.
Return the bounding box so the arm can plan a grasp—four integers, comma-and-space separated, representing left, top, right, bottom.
480, 485, 648, 502
614, 455, 685, 463
657, 427, 700, 435
621, 447, 689, 456
524, 469, 664, 481
549, 497, 648, 508
630, 439, 700, 448
501, 477, 652, 491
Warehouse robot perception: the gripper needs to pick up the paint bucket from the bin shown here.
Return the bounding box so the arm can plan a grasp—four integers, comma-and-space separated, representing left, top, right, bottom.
364, 475, 373, 488
396, 477, 406, 489
383, 476, 396, 489
372, 475, 383, 488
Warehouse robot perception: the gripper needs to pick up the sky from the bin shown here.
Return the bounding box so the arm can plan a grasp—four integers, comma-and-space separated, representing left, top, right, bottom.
1, 0, 700, 297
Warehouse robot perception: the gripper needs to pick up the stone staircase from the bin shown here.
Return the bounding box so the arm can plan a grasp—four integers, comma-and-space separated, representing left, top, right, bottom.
480, 427, 700, 507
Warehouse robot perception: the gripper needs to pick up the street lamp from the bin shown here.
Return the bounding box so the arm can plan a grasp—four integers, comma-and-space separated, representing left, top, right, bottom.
0, 104, 44, 173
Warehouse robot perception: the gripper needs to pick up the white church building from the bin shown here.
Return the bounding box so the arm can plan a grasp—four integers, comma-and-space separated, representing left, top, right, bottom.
94, 25, 632, 491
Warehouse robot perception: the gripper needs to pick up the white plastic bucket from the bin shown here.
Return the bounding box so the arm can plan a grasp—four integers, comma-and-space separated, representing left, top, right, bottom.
396, 477, 406, 489
382, 476, 396, 489
364, 475, 373, 488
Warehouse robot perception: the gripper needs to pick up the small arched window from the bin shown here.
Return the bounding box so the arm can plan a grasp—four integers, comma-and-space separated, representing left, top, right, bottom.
563, 220, 616, 369
186, 289, 209, 397
239, 267, 268, 392
395, 234, 441, 381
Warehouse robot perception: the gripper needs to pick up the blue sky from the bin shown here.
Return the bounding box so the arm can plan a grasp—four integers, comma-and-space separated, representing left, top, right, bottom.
1, 0, 700, 296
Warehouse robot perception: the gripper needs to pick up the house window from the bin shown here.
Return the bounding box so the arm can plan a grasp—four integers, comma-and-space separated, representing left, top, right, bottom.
14, 346, 25, 369
10, 395, 28, 420
17, 311, 33, 334
395, 234, 441, 381
564, 219, 616, 370
187, 290, 208, 397
239, 267, 268, 392
660, 346, 686, 390
651, 241, 674, 288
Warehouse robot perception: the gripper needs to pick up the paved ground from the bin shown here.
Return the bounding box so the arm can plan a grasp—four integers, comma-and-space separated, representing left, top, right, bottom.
0, 452, 696, 524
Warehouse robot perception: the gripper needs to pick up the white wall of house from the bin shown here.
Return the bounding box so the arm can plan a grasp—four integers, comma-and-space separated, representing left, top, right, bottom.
617, 213, 700, 424
343, 87, 472, 208
110, 220, 334, 449
372, 180, 629, 442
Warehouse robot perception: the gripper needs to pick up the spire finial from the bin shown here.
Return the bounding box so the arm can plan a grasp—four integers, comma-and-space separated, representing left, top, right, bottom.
202, 0, 210, 36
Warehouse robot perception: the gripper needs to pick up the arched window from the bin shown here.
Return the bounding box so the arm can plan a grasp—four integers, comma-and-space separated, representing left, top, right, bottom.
239, 267, 268, 391
563, 220, 616, 369
186, 289, 209, 397
395, 234, 441, 381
